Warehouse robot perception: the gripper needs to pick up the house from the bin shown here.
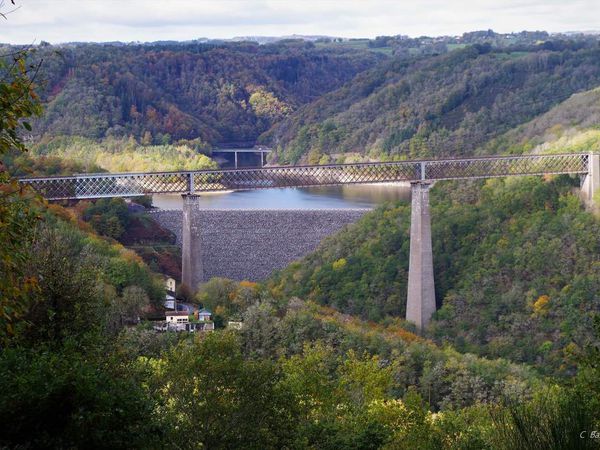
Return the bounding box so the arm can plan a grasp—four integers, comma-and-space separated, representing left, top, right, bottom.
161, 310, 214, 333
197, 308, 212, 322
166, 311, 189, 324
165, 277, 176, 293
165, 311, 190, 332
164, 294, 176, 310
164, 277, 177, 309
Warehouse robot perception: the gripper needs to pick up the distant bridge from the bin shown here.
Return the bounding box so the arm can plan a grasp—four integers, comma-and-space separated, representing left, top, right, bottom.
19, 152, 599, 331
211, 148, 271, 168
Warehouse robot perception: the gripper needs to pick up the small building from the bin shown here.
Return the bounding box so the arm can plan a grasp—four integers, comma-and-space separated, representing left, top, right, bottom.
165, 277, 176, 294
160, 310, 214, 333
187, 321, 215, 332
197, 308, 212, 322
166, 311, 189, 324
228, 320, 243, 330
164, 294, 176, 310
164, 277, 177, 309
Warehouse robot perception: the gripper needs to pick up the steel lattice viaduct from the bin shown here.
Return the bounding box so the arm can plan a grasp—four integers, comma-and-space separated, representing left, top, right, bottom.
20, 153, 600, 330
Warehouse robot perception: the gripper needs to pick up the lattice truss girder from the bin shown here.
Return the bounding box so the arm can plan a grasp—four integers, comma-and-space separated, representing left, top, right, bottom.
193, 162, 421, 191
425, 154, 589, 180
19, 154, 590, 200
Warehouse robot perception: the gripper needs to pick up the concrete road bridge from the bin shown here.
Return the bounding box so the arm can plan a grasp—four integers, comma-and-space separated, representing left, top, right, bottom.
211, 148, 271, 168
20, 152, 599, 330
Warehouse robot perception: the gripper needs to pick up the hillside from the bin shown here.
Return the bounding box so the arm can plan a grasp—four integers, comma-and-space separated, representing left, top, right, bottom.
268, 176, 600, 376
27, 40, 383, 145
263, 41, 600, 163
485, 86, 600, 155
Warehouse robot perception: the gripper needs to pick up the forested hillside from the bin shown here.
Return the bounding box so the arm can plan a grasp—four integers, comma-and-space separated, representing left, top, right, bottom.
268, 176, 600, 376
26, 40, 383, 144
485, 86, 600, 155
264, 41, 600, 163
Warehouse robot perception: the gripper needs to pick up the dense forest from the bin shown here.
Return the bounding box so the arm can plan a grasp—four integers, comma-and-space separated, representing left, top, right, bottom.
20, 40, 383, 144
484, 86, 600, 155
264, 40, 600, 163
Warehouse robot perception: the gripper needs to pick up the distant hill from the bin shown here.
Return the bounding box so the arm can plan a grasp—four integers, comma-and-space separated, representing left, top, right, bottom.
27, 40, 384, 145
484, 86, 600, 155
228, 35, 342, 44
262, 41, 600, 163
16, 33, 600, 160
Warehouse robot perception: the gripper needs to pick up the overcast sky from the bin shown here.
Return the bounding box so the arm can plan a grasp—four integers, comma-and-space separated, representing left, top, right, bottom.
1, 0, 599, 44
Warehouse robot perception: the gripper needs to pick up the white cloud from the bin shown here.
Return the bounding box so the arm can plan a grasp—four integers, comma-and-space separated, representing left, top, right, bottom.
0, 0, 599, 44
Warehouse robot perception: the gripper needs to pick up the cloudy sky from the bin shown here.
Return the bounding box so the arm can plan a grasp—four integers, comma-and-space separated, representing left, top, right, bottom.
1, 0, 599, 44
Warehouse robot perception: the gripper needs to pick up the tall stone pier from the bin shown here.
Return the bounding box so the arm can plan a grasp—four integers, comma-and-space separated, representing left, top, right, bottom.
406, 182, 436, 331
182, 194, 204, 291
581, 152, 600, 209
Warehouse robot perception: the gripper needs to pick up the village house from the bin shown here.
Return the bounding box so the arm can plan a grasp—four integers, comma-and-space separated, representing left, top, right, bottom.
159, 310, 214, 332
164, 277, 177, 309
166, 311, 189, 329
165, 277, 176, 293
197, 308, 212, 322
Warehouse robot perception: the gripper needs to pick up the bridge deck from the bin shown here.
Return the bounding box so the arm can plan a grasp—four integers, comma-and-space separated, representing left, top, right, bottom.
19, 153, 591, 200
211, 149, 271, 153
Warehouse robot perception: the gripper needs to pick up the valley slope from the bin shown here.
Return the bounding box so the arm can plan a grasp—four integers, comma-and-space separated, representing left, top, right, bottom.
27, 40, 383, 145
263, 42, 600, 163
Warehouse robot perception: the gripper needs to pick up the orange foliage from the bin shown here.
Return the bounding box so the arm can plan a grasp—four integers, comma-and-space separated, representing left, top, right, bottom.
532, 295, 551, 315
118, 246, 145, 265
47, 203, 74, 222
389, 327, 419, 343
239, 280, 258, 288
313, 303, 422, 345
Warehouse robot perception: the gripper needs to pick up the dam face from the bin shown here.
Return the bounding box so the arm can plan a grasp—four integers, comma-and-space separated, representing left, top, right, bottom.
149, 208, 370, 285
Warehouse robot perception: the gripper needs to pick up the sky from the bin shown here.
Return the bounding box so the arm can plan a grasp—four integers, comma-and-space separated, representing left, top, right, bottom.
1, 0, 599, 44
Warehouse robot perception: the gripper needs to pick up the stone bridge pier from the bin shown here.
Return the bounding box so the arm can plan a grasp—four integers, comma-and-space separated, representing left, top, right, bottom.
406, 182, 437, 331
181, 195, 203, 292
581, 153, 600, 208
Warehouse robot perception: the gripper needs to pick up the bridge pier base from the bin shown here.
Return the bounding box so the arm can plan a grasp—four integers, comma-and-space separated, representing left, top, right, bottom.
406, 182, 436, 331
581, 153, 599, 209
182, 194, 204, 292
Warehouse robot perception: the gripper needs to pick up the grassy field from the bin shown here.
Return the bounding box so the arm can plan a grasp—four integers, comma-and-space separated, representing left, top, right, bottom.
315, 39, 395, 55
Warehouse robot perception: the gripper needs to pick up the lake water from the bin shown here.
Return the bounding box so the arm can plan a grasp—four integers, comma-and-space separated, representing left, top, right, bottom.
152, 183, 411, 210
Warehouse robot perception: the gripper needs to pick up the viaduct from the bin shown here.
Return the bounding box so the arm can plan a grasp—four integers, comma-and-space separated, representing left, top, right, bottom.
20, 152, 599, 330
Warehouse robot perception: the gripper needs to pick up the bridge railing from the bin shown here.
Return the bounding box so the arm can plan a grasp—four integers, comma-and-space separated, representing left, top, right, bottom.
18, 153, 590, 200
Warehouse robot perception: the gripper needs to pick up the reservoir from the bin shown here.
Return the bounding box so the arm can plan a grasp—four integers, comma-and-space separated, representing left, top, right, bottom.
152, 183, 411, 210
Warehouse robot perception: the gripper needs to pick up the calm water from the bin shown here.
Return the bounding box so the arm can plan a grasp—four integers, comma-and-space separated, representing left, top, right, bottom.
152, 183, 411, 210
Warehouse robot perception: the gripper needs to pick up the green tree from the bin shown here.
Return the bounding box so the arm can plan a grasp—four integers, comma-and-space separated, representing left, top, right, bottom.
249, 88, 291, 120
0, 347, 160, 449
107, 285, 149, 333
152, 332, 298, 449
0, 46, 43, 344
20, 222, 110, 345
